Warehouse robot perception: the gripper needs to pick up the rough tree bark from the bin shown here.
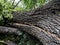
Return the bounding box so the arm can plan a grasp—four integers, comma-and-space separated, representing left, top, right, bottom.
0, 0, 60, 45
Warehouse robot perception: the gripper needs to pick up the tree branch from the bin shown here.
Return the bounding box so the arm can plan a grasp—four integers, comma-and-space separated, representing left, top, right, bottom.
8, 23, 60, 45
13, 0, 21, 9
0, 26, 22, 36
12, 0, 15, 6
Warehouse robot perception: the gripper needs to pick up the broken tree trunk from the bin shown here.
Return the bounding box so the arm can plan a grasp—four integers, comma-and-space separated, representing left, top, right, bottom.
0, 0, 60, 45
11, 0, 60, 45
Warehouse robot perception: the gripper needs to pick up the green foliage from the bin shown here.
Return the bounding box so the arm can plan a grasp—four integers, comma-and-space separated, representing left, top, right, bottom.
0, 32, 42, 45
0, 0, 13, 25
21, 0, 47, 10
14, 7, 25, 11
37, 0, 46, 6
22, 0, 37, 10
18, 33, 42, 45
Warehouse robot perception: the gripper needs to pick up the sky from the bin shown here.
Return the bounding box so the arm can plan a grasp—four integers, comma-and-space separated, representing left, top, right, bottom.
15, 0, 20, 2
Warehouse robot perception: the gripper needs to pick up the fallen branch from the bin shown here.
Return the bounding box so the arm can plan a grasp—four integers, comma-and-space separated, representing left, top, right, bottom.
0, 26, 22, 36
9, 23, 60, 45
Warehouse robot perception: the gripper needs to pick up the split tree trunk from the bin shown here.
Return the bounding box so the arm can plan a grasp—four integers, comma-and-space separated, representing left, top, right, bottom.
0, 0, 60, 45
